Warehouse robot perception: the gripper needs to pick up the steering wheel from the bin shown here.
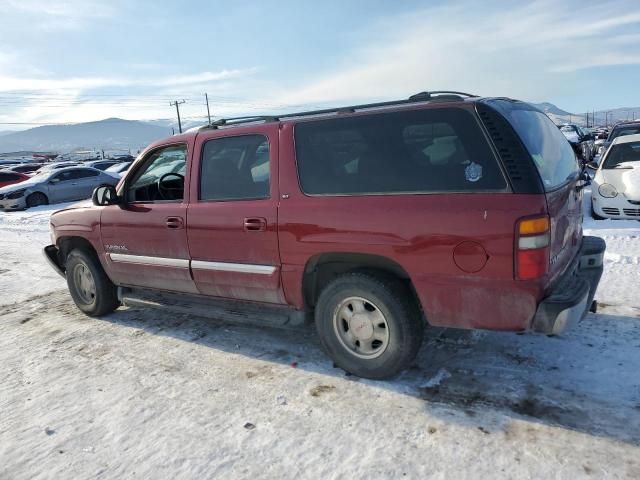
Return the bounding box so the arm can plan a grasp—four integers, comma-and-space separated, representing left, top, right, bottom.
157, 172, 185, 200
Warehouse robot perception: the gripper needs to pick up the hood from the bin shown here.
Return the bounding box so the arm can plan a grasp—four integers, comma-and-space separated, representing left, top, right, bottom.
49, 199, 95, 219
601, 162, 640, 199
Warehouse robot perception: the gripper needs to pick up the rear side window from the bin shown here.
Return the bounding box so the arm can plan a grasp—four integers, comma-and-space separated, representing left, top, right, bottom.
294, 108, 506, 195
200, 134, 270, 201
498, 106, 579, 191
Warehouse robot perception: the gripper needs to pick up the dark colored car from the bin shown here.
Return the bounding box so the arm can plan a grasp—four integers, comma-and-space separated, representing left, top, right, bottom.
559, 124, 595, 163
5, 163, 45, 174
596, 121, 640, 160
44, 92, 605, 379
0, 170, 30, 188
83, 160, 121, 171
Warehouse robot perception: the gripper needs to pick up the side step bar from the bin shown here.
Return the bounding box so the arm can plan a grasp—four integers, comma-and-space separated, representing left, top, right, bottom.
119, 287, 309, 329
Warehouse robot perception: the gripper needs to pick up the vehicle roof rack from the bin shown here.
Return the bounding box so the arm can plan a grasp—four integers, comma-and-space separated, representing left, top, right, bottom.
198, 90, 479, 131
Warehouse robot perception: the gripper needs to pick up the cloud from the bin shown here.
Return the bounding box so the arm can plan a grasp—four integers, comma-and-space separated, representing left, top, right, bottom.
0, 68, 254, 92
269, 0, 640, 106
0, 0, 118, 30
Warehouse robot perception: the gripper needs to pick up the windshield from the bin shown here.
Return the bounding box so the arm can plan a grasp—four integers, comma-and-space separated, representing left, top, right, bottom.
494, 104, 579, 190
609, 124, 640, 142
602, 141, 640, 169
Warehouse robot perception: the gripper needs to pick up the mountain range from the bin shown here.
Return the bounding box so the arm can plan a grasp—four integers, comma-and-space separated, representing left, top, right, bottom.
0, 102, 638, 155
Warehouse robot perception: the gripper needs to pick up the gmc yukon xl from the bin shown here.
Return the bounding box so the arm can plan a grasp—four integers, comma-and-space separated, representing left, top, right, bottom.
44, 91, 605, 379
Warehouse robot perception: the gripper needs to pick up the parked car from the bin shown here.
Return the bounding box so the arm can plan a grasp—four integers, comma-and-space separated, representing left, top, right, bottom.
0, 171, 30, 188
0, 166, 119, 210
38, 161, 83, 172
4, 163, 46, 174
83, 159, 121, 171
590, 133, 640, 220
44, 92, 605, 379
104, 161, 133, 177
595, 121, 640, 162
559, 124, 595, 163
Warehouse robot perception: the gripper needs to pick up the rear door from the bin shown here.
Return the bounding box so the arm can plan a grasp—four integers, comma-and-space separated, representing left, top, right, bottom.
186, 124, 284, 304
100, 142, 198, 293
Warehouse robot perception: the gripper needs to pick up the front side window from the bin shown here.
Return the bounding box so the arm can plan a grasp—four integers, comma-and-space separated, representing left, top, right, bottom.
295, 108, 506, 195
127, 145, 187, 202
200, 135, 270, 201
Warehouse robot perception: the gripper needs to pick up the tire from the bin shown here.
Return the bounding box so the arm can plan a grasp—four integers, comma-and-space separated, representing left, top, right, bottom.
314, 272, 424, 379
591, 202, 605, 220
26, 192, 48, 208
65, 248, 119, 316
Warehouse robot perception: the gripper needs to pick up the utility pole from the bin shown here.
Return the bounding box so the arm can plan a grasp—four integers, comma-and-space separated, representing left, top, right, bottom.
170, 99, 186, 133
204, 93, 212, 124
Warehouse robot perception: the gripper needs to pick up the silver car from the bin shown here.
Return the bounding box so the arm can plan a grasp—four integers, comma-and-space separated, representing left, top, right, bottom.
0, 166, 119, 210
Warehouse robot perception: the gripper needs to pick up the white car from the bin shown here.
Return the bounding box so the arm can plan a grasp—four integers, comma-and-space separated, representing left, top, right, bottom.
591, 133, 640, 220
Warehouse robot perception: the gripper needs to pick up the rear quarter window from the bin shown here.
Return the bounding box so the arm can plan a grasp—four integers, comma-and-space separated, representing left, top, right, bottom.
294, 107, 506, 195
494, 104, 579, 191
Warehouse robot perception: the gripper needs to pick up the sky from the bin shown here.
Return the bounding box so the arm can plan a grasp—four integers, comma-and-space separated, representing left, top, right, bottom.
0, 0, 639, 128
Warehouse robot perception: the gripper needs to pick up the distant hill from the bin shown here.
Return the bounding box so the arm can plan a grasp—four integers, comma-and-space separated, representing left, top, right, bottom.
532, 102, 571, 117
0, 118, 171, 154
531, 102, 640, 127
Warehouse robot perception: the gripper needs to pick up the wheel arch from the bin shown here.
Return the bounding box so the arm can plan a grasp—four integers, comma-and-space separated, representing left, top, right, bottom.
57, 236, 100, 270
301, 252, 425, 322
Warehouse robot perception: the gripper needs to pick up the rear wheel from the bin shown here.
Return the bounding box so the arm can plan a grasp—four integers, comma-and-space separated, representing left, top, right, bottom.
26, 192, 48, 208
66, 248, 119, 316
315, 272, 424, 379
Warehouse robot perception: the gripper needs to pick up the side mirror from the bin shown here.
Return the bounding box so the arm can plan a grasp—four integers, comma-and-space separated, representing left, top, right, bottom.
49, 177, 60, 184
92, 185, 120, 206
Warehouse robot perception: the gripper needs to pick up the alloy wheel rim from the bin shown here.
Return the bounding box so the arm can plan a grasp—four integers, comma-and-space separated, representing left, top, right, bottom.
332, 296, 390, 359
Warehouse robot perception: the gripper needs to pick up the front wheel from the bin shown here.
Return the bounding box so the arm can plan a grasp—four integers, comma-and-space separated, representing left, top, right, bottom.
26, 192, 48, 208
315, 272, 424, 379
66, 248, 119, 316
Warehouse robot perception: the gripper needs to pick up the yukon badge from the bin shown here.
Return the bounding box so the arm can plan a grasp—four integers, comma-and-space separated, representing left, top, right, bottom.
105, 244, 128, 252
465, 162, 483, 182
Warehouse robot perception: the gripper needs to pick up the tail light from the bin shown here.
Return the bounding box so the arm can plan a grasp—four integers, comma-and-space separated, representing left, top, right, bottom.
516, 215, 550, 280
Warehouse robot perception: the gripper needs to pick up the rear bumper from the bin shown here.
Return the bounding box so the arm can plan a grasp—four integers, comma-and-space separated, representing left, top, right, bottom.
43, 245, 66, 278
531, 236, 605, 335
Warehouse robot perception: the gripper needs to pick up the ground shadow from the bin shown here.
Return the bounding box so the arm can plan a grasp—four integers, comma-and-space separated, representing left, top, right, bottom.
14, 291, 640, 447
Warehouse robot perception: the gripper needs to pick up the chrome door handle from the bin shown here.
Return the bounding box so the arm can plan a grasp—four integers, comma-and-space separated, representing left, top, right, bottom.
166, 216, 184, 229
243, 217, 267, 232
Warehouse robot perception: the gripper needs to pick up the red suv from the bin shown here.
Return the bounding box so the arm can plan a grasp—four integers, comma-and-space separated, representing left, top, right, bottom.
44, 92, 605, 379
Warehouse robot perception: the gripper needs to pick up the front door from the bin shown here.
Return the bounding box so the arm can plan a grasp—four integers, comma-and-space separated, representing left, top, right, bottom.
187, 125, 284, 304
100, 143, 198, 294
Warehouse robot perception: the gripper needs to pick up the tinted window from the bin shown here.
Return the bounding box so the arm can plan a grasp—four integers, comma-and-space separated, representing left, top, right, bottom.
602, 141, 640, 169
295, 108, 505, 195
609, 125, 640, 142
71, 168, 100, 179
128, 145, 187, 202
0, 172, 19, 181
200, 135, 270, 201
500, 108, 579, 191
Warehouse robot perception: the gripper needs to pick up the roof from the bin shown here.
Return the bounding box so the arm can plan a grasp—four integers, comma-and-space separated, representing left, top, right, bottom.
611, 133, 640, 145
196, 91, 481, 133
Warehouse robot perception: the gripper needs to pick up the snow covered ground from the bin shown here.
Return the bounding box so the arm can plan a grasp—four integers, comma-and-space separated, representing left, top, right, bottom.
1, 190, 639, 479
